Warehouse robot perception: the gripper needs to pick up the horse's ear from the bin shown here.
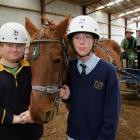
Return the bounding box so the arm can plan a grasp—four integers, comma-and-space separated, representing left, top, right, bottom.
25, 17, 39, 38
55, 15, 71, 39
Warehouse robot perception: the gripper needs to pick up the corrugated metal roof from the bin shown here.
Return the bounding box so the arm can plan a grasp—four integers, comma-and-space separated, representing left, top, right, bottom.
62, 0, 140, 23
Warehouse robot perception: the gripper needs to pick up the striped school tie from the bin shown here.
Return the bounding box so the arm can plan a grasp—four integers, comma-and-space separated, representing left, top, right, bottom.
80, 63, 86, 76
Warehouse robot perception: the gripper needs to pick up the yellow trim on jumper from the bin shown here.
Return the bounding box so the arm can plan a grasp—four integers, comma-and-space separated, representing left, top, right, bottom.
1, 109, 6, 124
0, 59, 30, 72
0, 59, 30, 87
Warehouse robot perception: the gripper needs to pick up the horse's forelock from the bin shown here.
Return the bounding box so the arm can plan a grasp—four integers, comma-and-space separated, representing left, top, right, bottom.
42, 16, 56, 28
30, 25, 55, 41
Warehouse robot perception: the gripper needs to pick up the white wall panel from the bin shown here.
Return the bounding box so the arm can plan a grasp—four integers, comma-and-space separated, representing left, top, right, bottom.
89, 11, 108, 23
98, 23, 108, 38
87, 7, 127, 44
88, 11, 108, 38
111, 16, 125, 44
0, 0, 40, 10
0, 0, 41, 42
111, 26, 124, 44
0, 0, 136, 47
138, 22, 140, 27
111, 17, 125, 27
0, 6, 40, 27
111, 35, 123, 45
43, 14, 68, 24
111, 26, 124, 36
0, 0, 41, 53
45, 0, 82, 22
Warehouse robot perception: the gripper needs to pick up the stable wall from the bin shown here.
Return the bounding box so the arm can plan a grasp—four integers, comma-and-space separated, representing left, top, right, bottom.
44, 0, 82, 23
87, 8, 126, 44
0, 0, 139, 46
0, 0, 41, 27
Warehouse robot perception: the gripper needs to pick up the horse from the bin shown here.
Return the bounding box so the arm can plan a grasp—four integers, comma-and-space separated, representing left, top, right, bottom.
25, 16, 122, 124
25, 16, 70, 124
96, 38, 122, 71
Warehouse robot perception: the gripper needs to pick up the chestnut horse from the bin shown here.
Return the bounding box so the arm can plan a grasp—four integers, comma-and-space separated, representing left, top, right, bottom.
96, 38, 122, 71
25, 16, 122, 124
25, 16, 70, 124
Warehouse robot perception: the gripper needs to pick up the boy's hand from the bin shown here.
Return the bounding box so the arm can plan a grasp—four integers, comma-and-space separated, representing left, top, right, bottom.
13, 110, 33, 124
19, 110, 33, 124
59, 85, 70, 100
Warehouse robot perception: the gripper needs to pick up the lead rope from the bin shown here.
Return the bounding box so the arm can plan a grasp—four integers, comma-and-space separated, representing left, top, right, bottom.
54, 41, 69, 115
45, 94, 61, 122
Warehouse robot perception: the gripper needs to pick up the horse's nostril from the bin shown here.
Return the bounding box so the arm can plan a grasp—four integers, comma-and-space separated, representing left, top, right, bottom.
42, 110, 54, 123
53, 59, 61, 63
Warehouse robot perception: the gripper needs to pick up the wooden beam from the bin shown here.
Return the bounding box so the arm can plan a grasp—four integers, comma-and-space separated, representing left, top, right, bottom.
108, 13, 111, 38
0, 4, 40, 13
125, 19, 127, 36
40, 0, 45, 25
82, 6, 86, 15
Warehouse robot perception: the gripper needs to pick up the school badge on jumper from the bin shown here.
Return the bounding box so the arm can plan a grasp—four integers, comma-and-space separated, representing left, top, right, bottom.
94, 80, 104, 90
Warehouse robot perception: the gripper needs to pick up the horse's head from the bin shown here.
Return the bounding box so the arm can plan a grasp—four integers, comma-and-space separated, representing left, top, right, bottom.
25, 16, 70, 123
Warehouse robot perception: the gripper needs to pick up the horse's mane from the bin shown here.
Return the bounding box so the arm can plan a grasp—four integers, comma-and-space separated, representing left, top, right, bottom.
99, 37, 121, 56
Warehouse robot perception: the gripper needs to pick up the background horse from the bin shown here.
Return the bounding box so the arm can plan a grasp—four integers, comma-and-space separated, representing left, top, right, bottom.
96, 38, 122, 71
25, 16, 122, 124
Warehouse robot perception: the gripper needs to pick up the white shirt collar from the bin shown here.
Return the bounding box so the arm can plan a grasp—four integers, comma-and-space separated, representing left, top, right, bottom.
77, 53, 100, 74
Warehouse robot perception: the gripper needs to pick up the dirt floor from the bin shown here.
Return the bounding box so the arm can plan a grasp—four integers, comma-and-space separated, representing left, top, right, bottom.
40, 102, 68, 140
40, 84, 140, 140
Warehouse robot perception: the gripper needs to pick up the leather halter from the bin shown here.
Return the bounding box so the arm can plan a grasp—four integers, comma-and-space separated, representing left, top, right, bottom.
30, 38, 68, 95
29, 36, 68, 122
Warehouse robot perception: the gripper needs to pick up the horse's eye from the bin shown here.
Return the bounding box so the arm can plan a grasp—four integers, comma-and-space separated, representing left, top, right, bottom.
32, 45, 40, 61
53, 58, 61, 63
